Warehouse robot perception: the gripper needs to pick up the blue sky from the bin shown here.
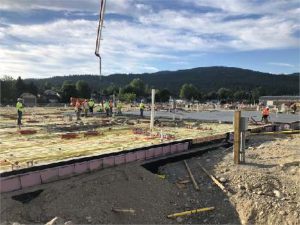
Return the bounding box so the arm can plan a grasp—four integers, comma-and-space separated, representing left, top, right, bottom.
0, 0, 299, 78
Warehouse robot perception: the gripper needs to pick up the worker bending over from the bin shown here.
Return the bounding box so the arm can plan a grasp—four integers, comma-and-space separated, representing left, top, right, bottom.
261, 107, 270, 124
83, 99, 88, 117
139, 101, 145, 117
88, 99, 95, 115
16, 98, 24, 129
75, 99, 82, 121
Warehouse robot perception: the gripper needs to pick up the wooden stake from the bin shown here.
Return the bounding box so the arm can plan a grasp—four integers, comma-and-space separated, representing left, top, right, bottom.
183, 160, 200, 191
233, 110, 241, 164
197, 163, 228, 194
150, 89, 155, 131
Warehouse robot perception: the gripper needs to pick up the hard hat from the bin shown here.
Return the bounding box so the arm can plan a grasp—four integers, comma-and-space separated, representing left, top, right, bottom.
17, 98, 22, 101
266, 107, 269, 109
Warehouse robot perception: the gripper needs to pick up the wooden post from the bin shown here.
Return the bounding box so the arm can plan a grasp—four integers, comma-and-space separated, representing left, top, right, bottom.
234, 110, 241, 164
150, 89, 155, 131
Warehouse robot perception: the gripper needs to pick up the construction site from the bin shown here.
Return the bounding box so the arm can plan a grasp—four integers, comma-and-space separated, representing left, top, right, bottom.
1, 0, 300, 225
0, 103, 300, 225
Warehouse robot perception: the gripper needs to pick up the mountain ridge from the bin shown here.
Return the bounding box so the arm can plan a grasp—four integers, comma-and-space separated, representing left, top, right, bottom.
25, 66, 299, 95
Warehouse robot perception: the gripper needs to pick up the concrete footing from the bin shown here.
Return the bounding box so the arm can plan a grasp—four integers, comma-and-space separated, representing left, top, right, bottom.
1, 121, 298, 193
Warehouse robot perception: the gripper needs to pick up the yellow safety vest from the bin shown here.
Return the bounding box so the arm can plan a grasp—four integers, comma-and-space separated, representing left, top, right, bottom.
88, 100, 95, 107
117, 103, 122, 109
16, 102, 24, 112
139, 103, 145, 109
104, 102, 110, 109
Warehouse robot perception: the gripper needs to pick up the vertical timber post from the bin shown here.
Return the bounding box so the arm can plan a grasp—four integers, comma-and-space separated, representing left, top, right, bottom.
150, 89, 156, 131
112, 94, 116, 116
234, 110, 241, 164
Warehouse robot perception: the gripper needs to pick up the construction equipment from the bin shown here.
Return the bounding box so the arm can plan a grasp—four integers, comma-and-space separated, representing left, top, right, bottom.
95, 0, 107, 76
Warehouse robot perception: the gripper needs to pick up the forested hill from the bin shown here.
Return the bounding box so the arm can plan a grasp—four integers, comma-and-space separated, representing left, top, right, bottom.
27, 66, 299, 95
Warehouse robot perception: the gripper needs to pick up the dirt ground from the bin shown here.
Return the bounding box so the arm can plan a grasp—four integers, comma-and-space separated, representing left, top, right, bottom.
191, 133, 300, 225
1, 133, 299, 225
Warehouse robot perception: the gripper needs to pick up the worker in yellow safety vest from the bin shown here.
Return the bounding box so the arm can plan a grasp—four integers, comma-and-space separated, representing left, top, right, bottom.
139, 101, 145, 117
88, 99, 95, 115
117, 101, 123, 115
16, 98, 24, 129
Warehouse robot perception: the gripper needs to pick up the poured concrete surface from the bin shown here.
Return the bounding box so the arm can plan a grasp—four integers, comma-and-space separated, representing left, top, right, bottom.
125, 110, 300, 123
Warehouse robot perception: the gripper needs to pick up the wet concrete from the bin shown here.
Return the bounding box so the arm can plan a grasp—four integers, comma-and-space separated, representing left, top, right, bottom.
125, 110, 300, 123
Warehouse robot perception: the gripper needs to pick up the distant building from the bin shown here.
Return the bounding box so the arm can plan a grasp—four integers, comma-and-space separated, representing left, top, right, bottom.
43, 90, 61, 103
259, 96, 300, 107
20, 93, 37, 107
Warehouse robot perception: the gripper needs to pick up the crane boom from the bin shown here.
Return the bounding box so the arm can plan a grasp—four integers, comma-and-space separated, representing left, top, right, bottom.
95, 0, 107, 76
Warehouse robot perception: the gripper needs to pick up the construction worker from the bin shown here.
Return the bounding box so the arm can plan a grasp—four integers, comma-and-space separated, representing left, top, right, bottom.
104, 100, 110, 116
83, 99, 88, 117
139, 100, 145, 117
291, 103, 297, 114
109, 100, 113, 116
261, 106, 270, 124
117, 101, 123, 115
75, 99, 82, 121
16, 98, 24, 129
88, 99, 95, 115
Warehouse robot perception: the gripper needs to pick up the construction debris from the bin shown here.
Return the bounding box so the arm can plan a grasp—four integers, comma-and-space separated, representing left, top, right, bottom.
167, 207, 215, 218
111, 208, 136, 214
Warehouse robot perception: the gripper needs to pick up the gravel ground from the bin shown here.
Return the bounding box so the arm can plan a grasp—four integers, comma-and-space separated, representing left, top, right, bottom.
189, 133, 300, 225
1, 133, 299, 225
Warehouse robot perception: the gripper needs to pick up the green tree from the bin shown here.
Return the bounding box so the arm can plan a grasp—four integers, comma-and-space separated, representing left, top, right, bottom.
76, 80, 91, 99
119, 93, 136, 103
122, 85, 135, 94
205, 91, 218, 100
15, 76, 26, 97
251, 87, 265, 103
217, 88, 232, 100
156, 89, 171, 102
0, 76, 16, 103
103, 84, 119, 96
233, 90, 248, 101
129, 78, 145, 97
179, 84, 198, 100
43, 81, 52, 90
61, 82, 77, 102
28, 82, 38, 95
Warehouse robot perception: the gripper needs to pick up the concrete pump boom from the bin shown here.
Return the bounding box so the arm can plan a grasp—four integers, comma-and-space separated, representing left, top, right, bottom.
95, 0, 107, 76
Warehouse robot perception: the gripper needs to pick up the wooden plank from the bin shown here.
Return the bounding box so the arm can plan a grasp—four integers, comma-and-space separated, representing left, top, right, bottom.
233, 110, 241, 164
183, 160, 200, 191
197, 163, 229, 194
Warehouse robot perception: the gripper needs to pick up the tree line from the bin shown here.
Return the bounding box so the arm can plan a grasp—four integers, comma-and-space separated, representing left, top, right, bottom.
1, 75, 267, 104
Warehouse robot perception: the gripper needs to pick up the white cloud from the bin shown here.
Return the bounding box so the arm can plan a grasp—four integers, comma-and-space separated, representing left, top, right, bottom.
0, 0, 299, 77
268, 62, 295, 67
